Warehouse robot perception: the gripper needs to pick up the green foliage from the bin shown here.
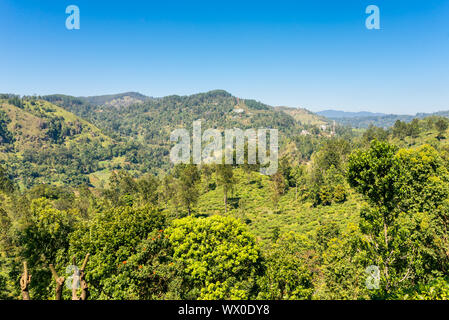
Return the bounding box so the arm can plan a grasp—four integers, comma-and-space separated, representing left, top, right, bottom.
215, 164, 235, 213
348, 140, 398, 209
42, 90, 301, 181
257, 233, 314, 300
17, 198, 78, 299
389, 119, 421, 141
7, 96, 23, 108
102, 229, 175, 300
0, 165, 14, 193
435, 118, 448, 140
2, 92, 449, 300
0, 109, 14, 144
0, 98, 123, 188
307, 139, 351, 206
316, 221, 340, 252
68, 205, 166, 299
103, 171, 159, 207
398, 278, 449, 300
362, 125, 388, 145
332, 184, 347, 203
173, 164, 201, 215
166, 215, 262, 300
319, 224, 369, 300
348, 141, 449, 295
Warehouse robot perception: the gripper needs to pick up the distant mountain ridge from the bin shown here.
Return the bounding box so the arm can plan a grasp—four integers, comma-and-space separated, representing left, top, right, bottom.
316, 110, 388, 118
317, 109, 449, 128
81, 92, 151, 106
42, 91, 449, 130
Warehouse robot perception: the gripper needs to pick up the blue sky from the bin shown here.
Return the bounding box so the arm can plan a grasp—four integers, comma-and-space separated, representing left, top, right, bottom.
1, 0, 448, 114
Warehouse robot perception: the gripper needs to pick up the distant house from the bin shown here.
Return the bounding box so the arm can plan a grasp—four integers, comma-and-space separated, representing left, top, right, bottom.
300, 130, 310, 136
233, 108, 244, 114
320, 125, 327, 131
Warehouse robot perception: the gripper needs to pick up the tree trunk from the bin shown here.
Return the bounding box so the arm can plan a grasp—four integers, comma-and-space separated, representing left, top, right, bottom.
71, 256, 80, 300
49, 264, 65, 300
80, 274, 89, 301
79, 254, 90, 301
20, 262, 31, 300
383, 214, 390, 291
72, 254, 90, 300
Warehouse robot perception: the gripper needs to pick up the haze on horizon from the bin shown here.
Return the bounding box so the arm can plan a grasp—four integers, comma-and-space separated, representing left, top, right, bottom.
1, 0, 448, 115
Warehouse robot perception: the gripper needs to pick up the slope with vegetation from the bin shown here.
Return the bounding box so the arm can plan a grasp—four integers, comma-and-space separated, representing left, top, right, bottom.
2, 92, 449, 300
0, 96, 127, 188
42, 90, 338, 185
276, 106, 329, 127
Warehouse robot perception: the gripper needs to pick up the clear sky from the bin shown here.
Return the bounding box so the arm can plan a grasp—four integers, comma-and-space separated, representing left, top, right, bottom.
1, 0, 448, 114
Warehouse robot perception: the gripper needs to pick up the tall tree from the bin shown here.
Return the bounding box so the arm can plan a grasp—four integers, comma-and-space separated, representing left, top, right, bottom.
435, 118, 448, 140
174, 164, 200, 215
292, 165, 305, 201
348, 141, 449, 295
215, 164, 235, 213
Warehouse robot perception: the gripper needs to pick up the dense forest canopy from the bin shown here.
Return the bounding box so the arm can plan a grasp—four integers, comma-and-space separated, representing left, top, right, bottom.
2, 91, 449, 300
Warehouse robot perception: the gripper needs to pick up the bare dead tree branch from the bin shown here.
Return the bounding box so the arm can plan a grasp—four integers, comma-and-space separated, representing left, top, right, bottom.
71, 254, 90, 300
80, 253, 90, 301
49, 264, 65, 300
20, 261, 31, 300
71, 256, 80, 300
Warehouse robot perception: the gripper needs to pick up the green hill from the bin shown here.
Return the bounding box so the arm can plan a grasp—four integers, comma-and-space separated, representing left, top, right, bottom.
276, 106, 329, 126
43, 90, 326, 178
1, 91, 336, 189
81, 92, 150, 107
0, 97, 123, 189
44, 90, 300, 139
192, 167, 361, 245
2, 93, 449, 300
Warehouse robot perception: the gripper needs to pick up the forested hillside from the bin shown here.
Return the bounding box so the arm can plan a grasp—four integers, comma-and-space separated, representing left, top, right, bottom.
41, 90, 337, 187
44, 90, 300, 140
0, 95, 124, 188
1, 91, 327, 189
1, 92, 449, 300
276, 106, 329, 126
